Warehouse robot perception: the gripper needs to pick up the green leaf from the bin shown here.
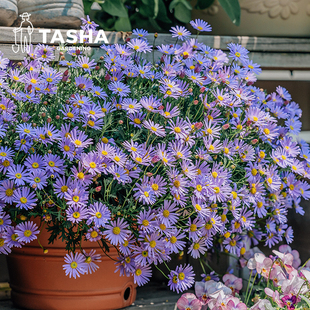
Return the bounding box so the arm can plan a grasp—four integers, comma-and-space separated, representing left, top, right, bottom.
217, 0, 241, 26
101, 0, 128, 17
301, 295, 310, 307
195, 0, 215, 10
139, 0, 155, 18
174, 2, 191, 23
154, 0, 159, 18
156, 0, 172, 23
170, 0, 192, 11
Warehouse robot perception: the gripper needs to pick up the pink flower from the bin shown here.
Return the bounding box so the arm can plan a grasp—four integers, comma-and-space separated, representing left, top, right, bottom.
177, 293, 201, 310
278, 245, 301, 269
248, 253, 273, 278
222, 274, 243, 295
280, 275, 308, 295
269, 265, 286, 287
226, 297, 247, 310
265, 288, 284, 308
250, 299, 272, 310
195, 280, 232, 305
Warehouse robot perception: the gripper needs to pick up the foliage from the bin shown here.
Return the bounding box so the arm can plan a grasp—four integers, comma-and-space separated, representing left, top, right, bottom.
83, 0, 241, 33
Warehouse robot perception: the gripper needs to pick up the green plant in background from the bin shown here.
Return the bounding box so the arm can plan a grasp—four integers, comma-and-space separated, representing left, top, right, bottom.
83, 0, 240, 32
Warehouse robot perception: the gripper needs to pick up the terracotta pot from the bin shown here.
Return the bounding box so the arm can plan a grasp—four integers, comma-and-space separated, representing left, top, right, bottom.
6, 221, 136, 310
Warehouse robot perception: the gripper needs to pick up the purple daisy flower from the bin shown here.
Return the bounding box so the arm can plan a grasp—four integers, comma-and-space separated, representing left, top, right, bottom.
0, 233, 11, 254
157, 200, 178, 227
169, 26, 191, 41
143, 120, 166, 137
13, 187, 37, 210
86, 227, 103, 242
134, 264, 152, 286
0, 180, 15, 203
168, 264, 195, 293
66, 205, 88, 224
24, 154, 45, 172
87, 202, 111, 227
54, 177, 71, 199
27, 170, 48, 190
15, 221, 40, 244
7, 164, 30, 186
4, 226, 23, 248
104, 218, 130, 246
0, 212, 11, 232
63, 252, 88, 279
190, 19, 212, 32
65, 187, 88, 207
108, 81, 131, 97
83, 249, 101, 274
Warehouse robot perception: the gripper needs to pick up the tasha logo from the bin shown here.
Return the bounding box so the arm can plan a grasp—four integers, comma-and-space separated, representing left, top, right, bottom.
12, 12, 108, 54
12, 12, 34, 54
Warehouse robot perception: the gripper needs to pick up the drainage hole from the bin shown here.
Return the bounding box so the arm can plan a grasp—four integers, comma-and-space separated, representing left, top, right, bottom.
124, 287, 131, 300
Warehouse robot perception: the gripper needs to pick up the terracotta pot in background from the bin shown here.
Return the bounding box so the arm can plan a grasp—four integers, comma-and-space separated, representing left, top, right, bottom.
6, 220, 136, 310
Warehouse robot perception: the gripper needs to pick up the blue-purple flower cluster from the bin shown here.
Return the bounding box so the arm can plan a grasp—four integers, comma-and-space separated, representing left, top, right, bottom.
0, 17, 309, 293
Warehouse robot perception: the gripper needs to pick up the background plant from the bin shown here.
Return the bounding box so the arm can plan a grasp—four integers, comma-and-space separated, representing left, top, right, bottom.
83, 0, 241, 32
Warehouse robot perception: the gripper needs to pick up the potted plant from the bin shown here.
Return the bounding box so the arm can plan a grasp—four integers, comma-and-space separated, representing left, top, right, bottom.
0, 16, 309, 310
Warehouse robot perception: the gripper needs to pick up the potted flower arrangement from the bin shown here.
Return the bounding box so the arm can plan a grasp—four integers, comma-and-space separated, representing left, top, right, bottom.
0, 16, 309, 310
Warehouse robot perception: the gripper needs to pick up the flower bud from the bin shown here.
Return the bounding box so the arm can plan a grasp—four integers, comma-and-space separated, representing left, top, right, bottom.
188, 88, 193, 93
146, 172, 153, 177
61, 56, 65, 60
42, 112, 46, 117
200, 87, 206, 93
158, 105, 164, 110
59, 52, 64, 56
48, 150, 52, 153
251, 139, 258, 144
95, 65, 100, 70
179, 71, 185, 78
95, 186, 102, 192
100, 56, 104, 60
104, 73, 111, 81
195, 122, 203, 129
151, 155, 160, 163
56, 115, 60, 120
32, 184, 37, 189
43, 249, 49, 254
47, 117, 52, 123
78, 83, 85, 89
126, 38, 131, 42
154, 33, 158, 38
222, 124, 230, 130
76, 49, 81, 55
193, 100, 198, 105
119, 120, 123, 124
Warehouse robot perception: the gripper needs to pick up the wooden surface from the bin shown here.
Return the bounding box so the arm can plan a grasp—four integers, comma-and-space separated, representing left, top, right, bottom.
0, 282, 182, 310
0, 26, 309, 68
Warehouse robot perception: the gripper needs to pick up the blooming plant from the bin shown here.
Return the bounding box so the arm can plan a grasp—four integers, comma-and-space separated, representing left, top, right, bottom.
0, 17, 309, 293
177, 246, 310, 309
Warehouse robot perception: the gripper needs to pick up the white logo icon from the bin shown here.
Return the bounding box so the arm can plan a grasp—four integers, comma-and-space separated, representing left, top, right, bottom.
12, 12, 34, 54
